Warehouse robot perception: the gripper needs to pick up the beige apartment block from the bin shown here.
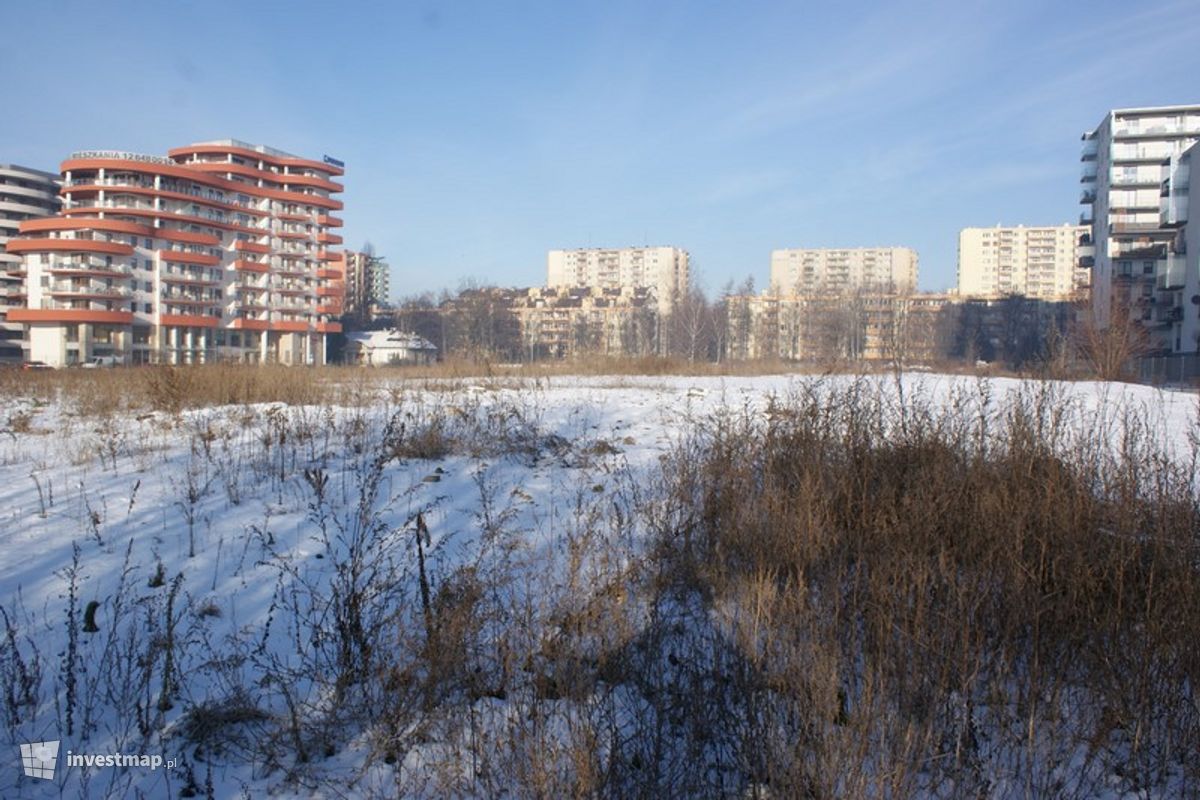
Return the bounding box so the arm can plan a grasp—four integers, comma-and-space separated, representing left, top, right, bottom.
1081, 105, 1200, 345
340, 250, 390, 318
513, 285, 659, 359
546, 246, 689, 312
769, 247, 918, 295
957, 225, 1090, 300
727, 292, 954, 363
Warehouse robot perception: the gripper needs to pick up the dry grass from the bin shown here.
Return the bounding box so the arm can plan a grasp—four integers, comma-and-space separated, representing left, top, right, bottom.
4, 372, 1196, 797
0, 356, 1069, 418
639, 378, 1200, 796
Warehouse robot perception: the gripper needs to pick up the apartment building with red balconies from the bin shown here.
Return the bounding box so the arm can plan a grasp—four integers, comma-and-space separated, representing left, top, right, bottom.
4, 140, 346, 366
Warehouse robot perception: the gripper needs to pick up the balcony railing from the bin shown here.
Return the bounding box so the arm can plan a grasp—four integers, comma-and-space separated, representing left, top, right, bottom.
1114, 121, 1200, 138
1110, 221, 1164, 234
1161, 194, 1188, 228
1112, 242, 1168, 259
1156, 256, 1188, 290
47, 284, 131, 298
49, 260, 132, 275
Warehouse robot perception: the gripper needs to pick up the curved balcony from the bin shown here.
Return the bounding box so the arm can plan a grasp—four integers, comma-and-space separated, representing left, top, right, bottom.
5, 238, 134, 256
235, 240, 270, 254
160, 249, 221, 267
166, 144, 344, 177
232, 259, 269, 274
160, 313, 220, 328
7, 307, 134, 325
46, 285, 131, 300
162, 274, 220, 287
18, 218, 151, 237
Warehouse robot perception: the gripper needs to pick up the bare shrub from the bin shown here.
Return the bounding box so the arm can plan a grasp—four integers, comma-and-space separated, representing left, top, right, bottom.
640, 378, 1200, 796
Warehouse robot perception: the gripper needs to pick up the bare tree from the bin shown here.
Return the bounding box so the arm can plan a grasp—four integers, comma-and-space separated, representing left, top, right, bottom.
1075, 297, 1158, 380
667, 285, 711, 362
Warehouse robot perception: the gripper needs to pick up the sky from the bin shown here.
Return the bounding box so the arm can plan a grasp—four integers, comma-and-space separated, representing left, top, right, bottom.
3, 0, 1200, 298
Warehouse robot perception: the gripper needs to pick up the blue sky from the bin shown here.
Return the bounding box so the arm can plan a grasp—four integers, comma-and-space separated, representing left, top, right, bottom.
3, 0, 1199, 297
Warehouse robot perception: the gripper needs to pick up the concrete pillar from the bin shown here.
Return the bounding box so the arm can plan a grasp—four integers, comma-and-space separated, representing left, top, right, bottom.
185, 328, 194, 364
79, 323, 92, 366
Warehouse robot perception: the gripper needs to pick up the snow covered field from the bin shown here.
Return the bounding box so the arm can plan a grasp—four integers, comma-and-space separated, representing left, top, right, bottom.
0, 373, 1196, 798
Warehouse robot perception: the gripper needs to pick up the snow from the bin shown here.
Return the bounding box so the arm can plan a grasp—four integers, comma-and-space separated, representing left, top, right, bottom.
0, 373, 1195, 798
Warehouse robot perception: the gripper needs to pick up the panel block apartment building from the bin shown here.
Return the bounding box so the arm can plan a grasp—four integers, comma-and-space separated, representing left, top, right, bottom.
957, 225, 1090, 300
769, 247, 918, 295
547, 246, 689, 313
3, 140, 345, 366
1081, 105, 1200, 353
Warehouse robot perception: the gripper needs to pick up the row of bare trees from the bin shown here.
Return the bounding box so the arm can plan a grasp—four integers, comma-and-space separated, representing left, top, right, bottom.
367, 278, 1159, 377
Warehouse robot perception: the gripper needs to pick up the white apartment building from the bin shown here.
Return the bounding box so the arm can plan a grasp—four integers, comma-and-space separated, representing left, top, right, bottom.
957, 225, 1090, 300
1081, 105, 1200, 344
1, 164, 61, 361
769, 247, 918, 296
6, 140, 345, 367
546, 246, 689, 312
1158, 141, 1198, 353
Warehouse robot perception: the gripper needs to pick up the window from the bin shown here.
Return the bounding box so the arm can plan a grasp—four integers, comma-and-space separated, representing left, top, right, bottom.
1143, 261, 1155, 275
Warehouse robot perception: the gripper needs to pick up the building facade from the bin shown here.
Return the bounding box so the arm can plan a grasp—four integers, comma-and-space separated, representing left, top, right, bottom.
957, 224, 1090, 300
1, 164, 61, 362
512, 285, 659, 359
1081, 105, 1200, 348
5, 140, 344, 366
340, 250, 390, 318
728, 291, 953, 363
546, 246, 689, 312
1158, 140, 1199, 354
346, 329, 436, 366
769, 247, 918, 295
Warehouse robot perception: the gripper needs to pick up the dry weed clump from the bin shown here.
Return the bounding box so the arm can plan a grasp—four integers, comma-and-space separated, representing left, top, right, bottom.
641, 377, 1200, 797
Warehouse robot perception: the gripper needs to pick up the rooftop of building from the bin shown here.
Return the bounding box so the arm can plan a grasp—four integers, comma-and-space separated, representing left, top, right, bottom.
962, 223, 1087, 230
0, 164, 61, 181
188, 139, 303, 160
1109, 104, 1200, 117
551, 245, 687, 254
347, 329, 437, 350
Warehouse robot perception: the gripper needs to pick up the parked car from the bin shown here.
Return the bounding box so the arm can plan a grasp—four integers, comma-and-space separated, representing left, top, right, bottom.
22, 361, 53, 371
81, 356, 123, 369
